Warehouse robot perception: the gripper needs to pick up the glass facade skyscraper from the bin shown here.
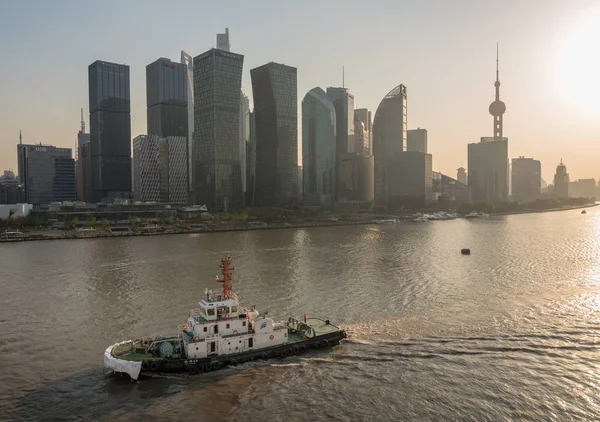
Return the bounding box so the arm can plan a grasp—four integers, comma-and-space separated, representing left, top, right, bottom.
302, 87, 336, 207
372, 84, 407, 206
467, 137, 509, 203
251, 62, 298, 208
146, 58, 188, 139
17, 144, 76, 204
88, 60, 132, 202
192, 49, 244, 210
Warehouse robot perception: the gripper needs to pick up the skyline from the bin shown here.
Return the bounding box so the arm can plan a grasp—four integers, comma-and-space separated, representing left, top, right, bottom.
1, 0, 599, 183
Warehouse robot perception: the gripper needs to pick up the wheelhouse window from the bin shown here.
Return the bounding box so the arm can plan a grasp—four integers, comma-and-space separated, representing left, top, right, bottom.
226, 323, 230, 329
207, 308, 215, 316
231, 305, 238, 313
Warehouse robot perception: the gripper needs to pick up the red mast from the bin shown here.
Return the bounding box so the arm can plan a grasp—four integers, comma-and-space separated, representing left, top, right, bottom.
216, 256, 234, 298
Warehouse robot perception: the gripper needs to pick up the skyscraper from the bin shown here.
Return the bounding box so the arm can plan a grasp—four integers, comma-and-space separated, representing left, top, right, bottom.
146, 58, 188, 139
386, 151, 433, 206
88, 60, 132, 203
133, 135, 160, 203
372, 84, 408, 206
193, 49, 244, 210
217, 28, 231, 52
181, 51, 194, 194
467, 47, 509, 203
240, 90, 250, 195
511, 157, 541, 203
407, 128, 427, 153
302, 87, 337, 206
251, 62, 298, 208
554, 160, 569, 199
326, 87, 355, 158
457, 167, 467, 185
354, 108, 372, 156
76, 108, 91, 202
17, 144, 76, 204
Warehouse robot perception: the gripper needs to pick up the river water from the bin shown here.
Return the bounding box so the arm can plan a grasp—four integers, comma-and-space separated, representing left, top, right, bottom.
2, 209, 600, 421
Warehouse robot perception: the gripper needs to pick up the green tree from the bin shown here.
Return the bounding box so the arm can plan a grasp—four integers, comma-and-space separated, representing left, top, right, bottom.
86, 216, 97, 227
178, 212, 188, 221
101, 218, 110, 229
140, 217, 150, 226
71, 216, 80, 227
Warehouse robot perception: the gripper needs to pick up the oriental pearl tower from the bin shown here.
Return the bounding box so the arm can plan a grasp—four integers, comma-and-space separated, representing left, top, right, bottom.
489, 43, 506, 140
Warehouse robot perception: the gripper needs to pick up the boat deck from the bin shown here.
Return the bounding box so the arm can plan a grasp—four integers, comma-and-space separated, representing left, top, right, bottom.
305, 318, 340, 336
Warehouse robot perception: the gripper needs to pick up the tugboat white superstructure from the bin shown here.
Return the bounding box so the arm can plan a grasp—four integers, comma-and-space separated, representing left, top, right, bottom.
104, 257, 347, 380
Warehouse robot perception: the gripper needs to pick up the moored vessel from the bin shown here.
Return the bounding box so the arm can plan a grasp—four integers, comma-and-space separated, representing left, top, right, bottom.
104, 257, 347, 380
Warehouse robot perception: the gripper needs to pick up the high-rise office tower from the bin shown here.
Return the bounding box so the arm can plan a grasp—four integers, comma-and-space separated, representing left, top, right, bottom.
17, 144, 76, 204
457, 167, 467, 185
251, 62, 298, 208
386, 151, 433, 206
372, 84, 407, 206
159, 136, 188, 204
217, 28, 231, 52
511, 157, 541, 203
246, 111, 256, 206
240, 90, 250, 195
302, 87, 337, 207
88, 60, 132, 203
133, 135, 188, 204
76, 108, 91, 202
554, 160, 569, 199
354, 108, 372, 156
326, 87, 355, 157
192, 49, 244, 210
407, 128, 427, 153
468, 47, 508, 203
146, 57, 188, 139
133, 135, 160, 202
181, 51, 194, 194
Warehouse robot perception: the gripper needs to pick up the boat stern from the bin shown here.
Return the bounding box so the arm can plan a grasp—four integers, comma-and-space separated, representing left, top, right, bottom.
104, 341, 143, 381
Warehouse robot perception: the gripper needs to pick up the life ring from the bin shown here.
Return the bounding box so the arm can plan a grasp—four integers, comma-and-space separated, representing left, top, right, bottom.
141, 360, 150, 371
233, 330, 238, 335
150, 361, 159, 371
269, 335, 274, 340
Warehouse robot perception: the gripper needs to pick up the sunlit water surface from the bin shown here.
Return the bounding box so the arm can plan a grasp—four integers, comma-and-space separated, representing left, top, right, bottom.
2, 208, 600, 421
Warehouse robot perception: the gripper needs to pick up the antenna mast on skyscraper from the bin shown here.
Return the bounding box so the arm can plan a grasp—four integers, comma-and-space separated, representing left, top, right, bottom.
19, 129, 22, 145
342, 65, 345, 88
80, 108, 85, 133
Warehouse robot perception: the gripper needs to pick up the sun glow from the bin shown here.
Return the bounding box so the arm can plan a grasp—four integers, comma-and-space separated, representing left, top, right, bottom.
556, 8, 600, 116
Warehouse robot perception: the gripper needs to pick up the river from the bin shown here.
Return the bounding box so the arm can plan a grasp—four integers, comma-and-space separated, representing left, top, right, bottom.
1, 208, 600, 421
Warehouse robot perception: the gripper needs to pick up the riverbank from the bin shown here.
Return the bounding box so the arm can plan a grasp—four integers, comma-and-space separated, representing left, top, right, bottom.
1, 203, 596, 243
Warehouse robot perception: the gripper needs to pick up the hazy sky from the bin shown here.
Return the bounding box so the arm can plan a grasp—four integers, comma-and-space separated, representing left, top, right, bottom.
1, 0, 599, 182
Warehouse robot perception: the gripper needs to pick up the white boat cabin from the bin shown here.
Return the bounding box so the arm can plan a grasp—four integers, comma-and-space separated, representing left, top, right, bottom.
182, 293, 288, 359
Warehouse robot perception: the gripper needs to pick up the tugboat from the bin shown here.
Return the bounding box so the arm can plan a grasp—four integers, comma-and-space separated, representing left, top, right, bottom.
104, 257, 347, 380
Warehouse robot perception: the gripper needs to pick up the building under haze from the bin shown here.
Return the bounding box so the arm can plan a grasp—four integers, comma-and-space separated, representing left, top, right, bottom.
76, 109, 91, 202
354, 108, 372, 156
467, 48, 509, 204
181, 51, 194, 194
407, 128, 427, 154
251, 62, 298, 208
569, 178, 596, 198
302, 87, 336, 207
553, 160, 569, 199
88, 60, 132, 203
511, 157, 541, 203
146, 58, 188, 139
17, 144, 76, 204
217, 28, 231, 52
468, 137, 508, 203
386, 151, 433, 207
192, 49, 244, 210
240, 90, 250, 195
373, 84, 408, 207
457, 167, 467, 185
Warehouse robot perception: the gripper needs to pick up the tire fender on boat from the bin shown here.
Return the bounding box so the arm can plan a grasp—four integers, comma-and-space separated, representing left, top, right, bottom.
150, 361, 159, 371
293, 346, 300, 354
322, 339, 329, 347
212, 361, 221, 370
230, 358, 238, 366
141, 360, 150, 371
188, 365, 198, 374
314, 341, 321, 349
299, 344, 307, 353
203, 363, 211, 372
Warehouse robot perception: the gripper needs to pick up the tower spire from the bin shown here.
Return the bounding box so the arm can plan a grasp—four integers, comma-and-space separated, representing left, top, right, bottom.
489, 42, 506, 139
80, 108, 85, 133
19, 129, 22, 145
